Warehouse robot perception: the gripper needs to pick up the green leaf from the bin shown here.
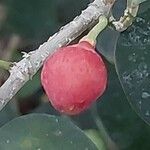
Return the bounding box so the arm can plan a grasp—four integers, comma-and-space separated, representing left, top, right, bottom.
96, 27, 120, 63
128, 0, 147, 6
92, 63, 150, 150
115, 9, 150, 125
85, 129, 106, 150
96, 0, 126, 63
138, 0, 150, 14
112, 0, 126, 19
0, 114, 98, 150
0, 103, 18, 127
95, 64, 137, 149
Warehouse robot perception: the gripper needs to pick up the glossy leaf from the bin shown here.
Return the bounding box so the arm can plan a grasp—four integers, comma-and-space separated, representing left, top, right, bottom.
127, 0, 147, 6
96, 64, 137, 149
0, 114, 98, 150
0, 103, 18, 127
96, 64, 150, 149
33, 101, 98, 129
96, 0, 126, 63
115, 9, 150, 124
138, 0, 150, 14
96, 27, 120, 63
112, 0, 126, 19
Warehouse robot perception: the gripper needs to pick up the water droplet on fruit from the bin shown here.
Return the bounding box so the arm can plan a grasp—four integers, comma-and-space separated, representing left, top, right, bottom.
60, 109, 64, 113
44, 78, 48, 85
69, 105, 75, 111
79, 99, 85, 104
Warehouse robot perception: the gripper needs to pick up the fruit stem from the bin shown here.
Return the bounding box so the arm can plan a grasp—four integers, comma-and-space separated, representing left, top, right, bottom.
0, 60, 12, 70
80, 16, 108, 46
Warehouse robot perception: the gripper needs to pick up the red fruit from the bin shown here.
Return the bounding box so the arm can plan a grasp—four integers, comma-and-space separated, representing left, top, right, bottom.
41, 41, 107, 115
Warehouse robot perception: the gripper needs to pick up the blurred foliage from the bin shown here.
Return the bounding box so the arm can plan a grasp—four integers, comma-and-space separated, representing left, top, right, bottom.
5, 0, 57, 40
0, 0, 150, 150
1, 0, 88, 44
0, 114, 98, 150
0, 102, 18, 127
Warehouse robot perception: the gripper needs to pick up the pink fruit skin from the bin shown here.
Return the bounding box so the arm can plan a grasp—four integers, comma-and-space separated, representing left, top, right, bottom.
41, 41, 107, 115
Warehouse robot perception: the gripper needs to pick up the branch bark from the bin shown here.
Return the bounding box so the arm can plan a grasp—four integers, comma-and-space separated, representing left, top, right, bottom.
0, 0, 115, 111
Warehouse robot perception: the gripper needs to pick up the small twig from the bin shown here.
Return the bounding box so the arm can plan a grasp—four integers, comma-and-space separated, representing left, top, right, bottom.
112, 1, 139, 32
